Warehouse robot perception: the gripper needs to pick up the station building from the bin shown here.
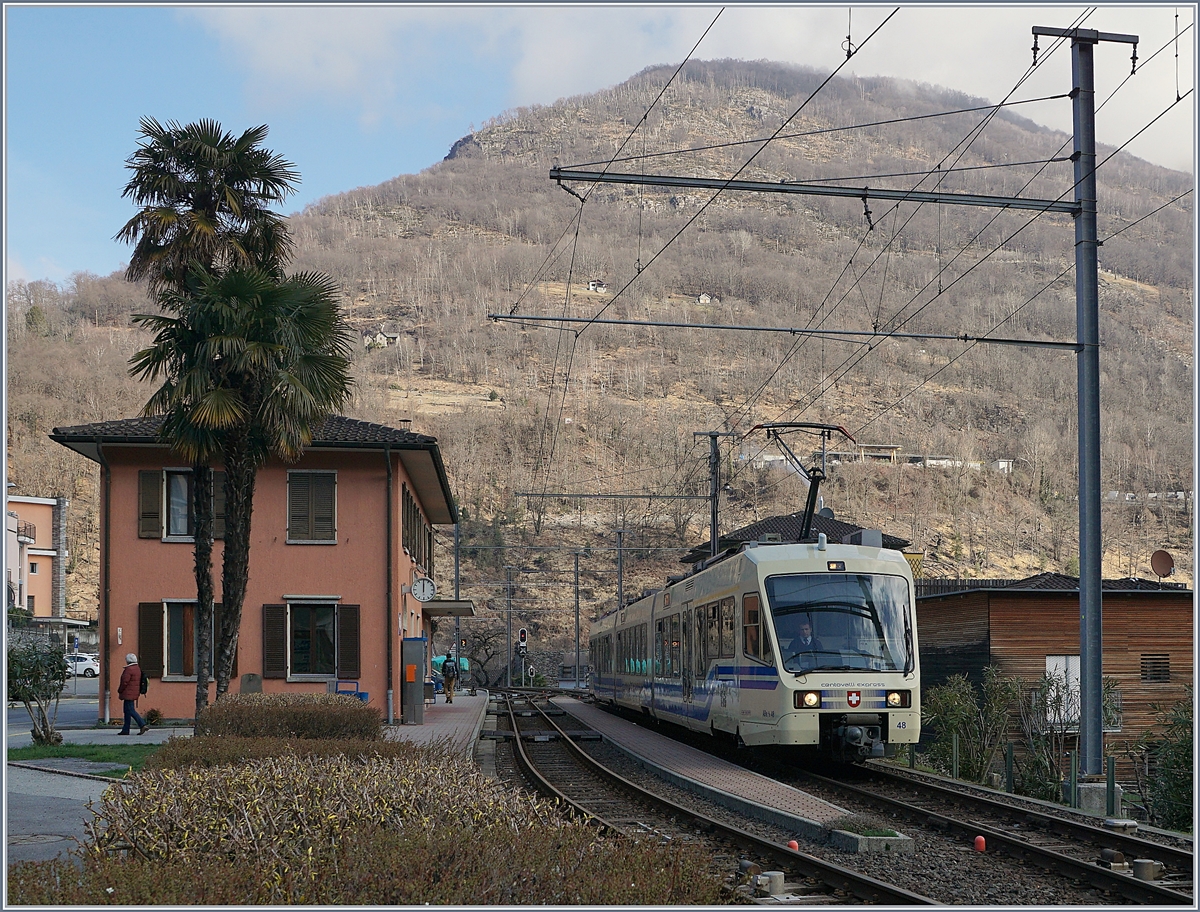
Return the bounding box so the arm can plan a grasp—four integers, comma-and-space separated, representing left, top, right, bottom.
50, 414, 472, 724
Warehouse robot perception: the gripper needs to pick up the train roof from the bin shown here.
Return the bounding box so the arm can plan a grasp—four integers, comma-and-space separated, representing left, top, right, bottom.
680, 510, 911, 563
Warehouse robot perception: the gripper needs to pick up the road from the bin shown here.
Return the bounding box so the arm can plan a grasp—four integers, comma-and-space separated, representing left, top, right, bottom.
8, 676, 100, 731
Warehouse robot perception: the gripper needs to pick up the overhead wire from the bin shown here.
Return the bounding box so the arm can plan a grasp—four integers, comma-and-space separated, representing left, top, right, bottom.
564, 94, 1073, 168
717, 11, 1096, 488
530, 9, 726, 504
852, 90, 1194, 435
728, 9, 1095, 430
570, 8, 901, 337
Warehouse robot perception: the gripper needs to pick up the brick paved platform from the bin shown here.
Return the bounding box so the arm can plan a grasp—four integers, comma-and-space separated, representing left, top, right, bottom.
553, 696, 851, 841
384, 690, 489, 760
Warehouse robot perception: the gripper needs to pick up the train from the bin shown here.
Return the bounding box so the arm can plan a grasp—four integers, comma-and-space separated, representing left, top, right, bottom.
588, 532, 920, 762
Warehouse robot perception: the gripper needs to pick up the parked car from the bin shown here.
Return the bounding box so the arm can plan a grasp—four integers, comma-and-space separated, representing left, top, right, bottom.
65, 654, 99, 677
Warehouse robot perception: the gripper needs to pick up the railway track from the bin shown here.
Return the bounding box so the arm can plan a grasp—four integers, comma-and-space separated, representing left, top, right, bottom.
574, 699, 1192, 905
493, 691, 938, 905
783, 764, 1194, 906
859, 764, 1194, 878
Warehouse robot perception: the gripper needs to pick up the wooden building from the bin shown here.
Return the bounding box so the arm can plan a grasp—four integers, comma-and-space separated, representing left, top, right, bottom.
917, 573, 1193, 775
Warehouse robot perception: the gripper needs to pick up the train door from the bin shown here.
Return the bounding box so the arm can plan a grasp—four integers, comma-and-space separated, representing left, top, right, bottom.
680, 602, 693, 712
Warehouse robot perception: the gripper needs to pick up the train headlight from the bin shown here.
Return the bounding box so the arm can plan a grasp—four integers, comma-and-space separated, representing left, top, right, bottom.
886, 690, 911, 708
795, 690, 822, 709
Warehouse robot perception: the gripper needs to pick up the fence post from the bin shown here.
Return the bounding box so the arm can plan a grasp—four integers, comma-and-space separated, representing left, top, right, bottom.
1068, 750, 1078, 808
909, 742, 916, 769
952, 732, 959, 780
1106, 755, 1116, 817
1005, 741, 1014, 793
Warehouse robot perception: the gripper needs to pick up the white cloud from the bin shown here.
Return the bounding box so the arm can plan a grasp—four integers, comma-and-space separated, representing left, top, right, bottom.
186, 5, 1194, 172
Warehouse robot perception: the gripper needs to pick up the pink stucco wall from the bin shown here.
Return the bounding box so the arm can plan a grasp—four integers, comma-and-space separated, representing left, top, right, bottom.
100, 446, 430, 721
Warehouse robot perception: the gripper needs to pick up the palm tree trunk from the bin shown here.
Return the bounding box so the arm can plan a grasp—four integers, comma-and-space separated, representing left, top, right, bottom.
192, 463, 215, 719
215, 429, 257, 699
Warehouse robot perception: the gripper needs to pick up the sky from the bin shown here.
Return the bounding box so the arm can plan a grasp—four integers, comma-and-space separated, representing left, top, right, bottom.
3, 3, 1196, 285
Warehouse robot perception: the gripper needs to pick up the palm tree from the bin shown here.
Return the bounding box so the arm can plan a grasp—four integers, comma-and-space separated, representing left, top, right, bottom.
129, 271, 227, 718
135, 266, 354, 698
120, 119, 299, 716
116, 118, 299, 294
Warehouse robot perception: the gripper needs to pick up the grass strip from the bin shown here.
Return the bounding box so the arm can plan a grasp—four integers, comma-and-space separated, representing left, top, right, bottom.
8, 743, 161, 774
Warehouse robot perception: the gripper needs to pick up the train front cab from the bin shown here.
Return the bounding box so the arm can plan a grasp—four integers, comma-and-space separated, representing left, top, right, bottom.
738, 544, 921, 762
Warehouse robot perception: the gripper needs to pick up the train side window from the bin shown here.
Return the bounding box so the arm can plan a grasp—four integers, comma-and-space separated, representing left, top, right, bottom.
695, 605, 706, 675
707, 603, 720, 663
720, 597, 735, 658
654, 620, 664, 677
742, 594, 761, 660
641, 623, 648, 675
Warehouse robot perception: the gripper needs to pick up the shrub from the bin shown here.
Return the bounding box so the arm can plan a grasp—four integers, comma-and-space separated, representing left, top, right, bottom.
193, 692, 382, 740
144, 735, 428, 771
921, 667, 1020, 784
84, 749, 555, 863
8, 825, 723, 905
6, 633, 69, 745
143, 708, 164, 725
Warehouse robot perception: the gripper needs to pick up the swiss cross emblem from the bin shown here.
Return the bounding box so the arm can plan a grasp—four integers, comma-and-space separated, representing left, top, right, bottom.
847, 691, 861, 707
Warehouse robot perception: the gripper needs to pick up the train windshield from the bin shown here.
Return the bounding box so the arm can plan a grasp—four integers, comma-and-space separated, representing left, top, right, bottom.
764, 573, 913, 674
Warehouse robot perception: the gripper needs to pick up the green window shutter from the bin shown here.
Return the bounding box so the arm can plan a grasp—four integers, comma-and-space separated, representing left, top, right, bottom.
337, 604, 360, 679
288, 473, 312, 540
138, 602, 164, 676
262, 604, 287, 678
213, 471, 226, 541
312, 474, 336, 541
138, 471, 162, 538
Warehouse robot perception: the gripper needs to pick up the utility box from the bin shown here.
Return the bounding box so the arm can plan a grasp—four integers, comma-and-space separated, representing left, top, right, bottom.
400, 638, 427, 724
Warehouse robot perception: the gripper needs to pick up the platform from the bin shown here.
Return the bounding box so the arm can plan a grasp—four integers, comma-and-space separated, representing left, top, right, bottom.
385, 690, 489, 759
553, 696, 852, 841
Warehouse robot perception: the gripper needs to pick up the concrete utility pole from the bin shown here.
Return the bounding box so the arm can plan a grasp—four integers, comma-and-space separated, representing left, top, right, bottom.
453, 522, 461, 667
615, 529, 625, 610
574, 551, 581, 688
695, 431, 736, 556
1034, 23, 1138, 777
504, 565, 515, 688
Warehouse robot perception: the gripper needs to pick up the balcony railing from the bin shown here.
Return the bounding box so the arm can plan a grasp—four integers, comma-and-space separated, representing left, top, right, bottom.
16, 520, 35, 544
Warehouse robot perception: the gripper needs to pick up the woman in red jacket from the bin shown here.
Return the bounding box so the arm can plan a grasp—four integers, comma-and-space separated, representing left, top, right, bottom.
117, 653, 148, 735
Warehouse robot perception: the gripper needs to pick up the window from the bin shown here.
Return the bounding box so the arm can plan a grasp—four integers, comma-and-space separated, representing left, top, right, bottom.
402, 484, 433, 572
287, 472, 336, 542
262, 602, 360, 679
29, 562, 38, 575
290, 603, 336, 675
166, 470, 193, 537
136, 601, 236, 681
27, 595, 34, 612
167, 602, 197, 676
706, 602, 719, 663
1141, 654, 1171, 683
720, 597, 735, 658
1045, 655, 1081, 727
742, 593, 773, 663
138, 469, 226, 540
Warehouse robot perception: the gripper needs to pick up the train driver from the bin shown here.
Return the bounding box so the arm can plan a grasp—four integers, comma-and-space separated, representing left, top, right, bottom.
792, 619, 824, 659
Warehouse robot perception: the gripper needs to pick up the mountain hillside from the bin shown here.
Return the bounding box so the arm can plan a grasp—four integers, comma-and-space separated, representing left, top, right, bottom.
6, 60, 1192, 662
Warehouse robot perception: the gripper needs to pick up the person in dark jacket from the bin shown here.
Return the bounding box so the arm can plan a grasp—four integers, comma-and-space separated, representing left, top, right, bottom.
442, 652, 458, 703
118, 653, 148, 735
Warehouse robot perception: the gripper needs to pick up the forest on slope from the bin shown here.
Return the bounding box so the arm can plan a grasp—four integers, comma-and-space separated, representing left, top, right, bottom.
6, 60, 1193, 658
